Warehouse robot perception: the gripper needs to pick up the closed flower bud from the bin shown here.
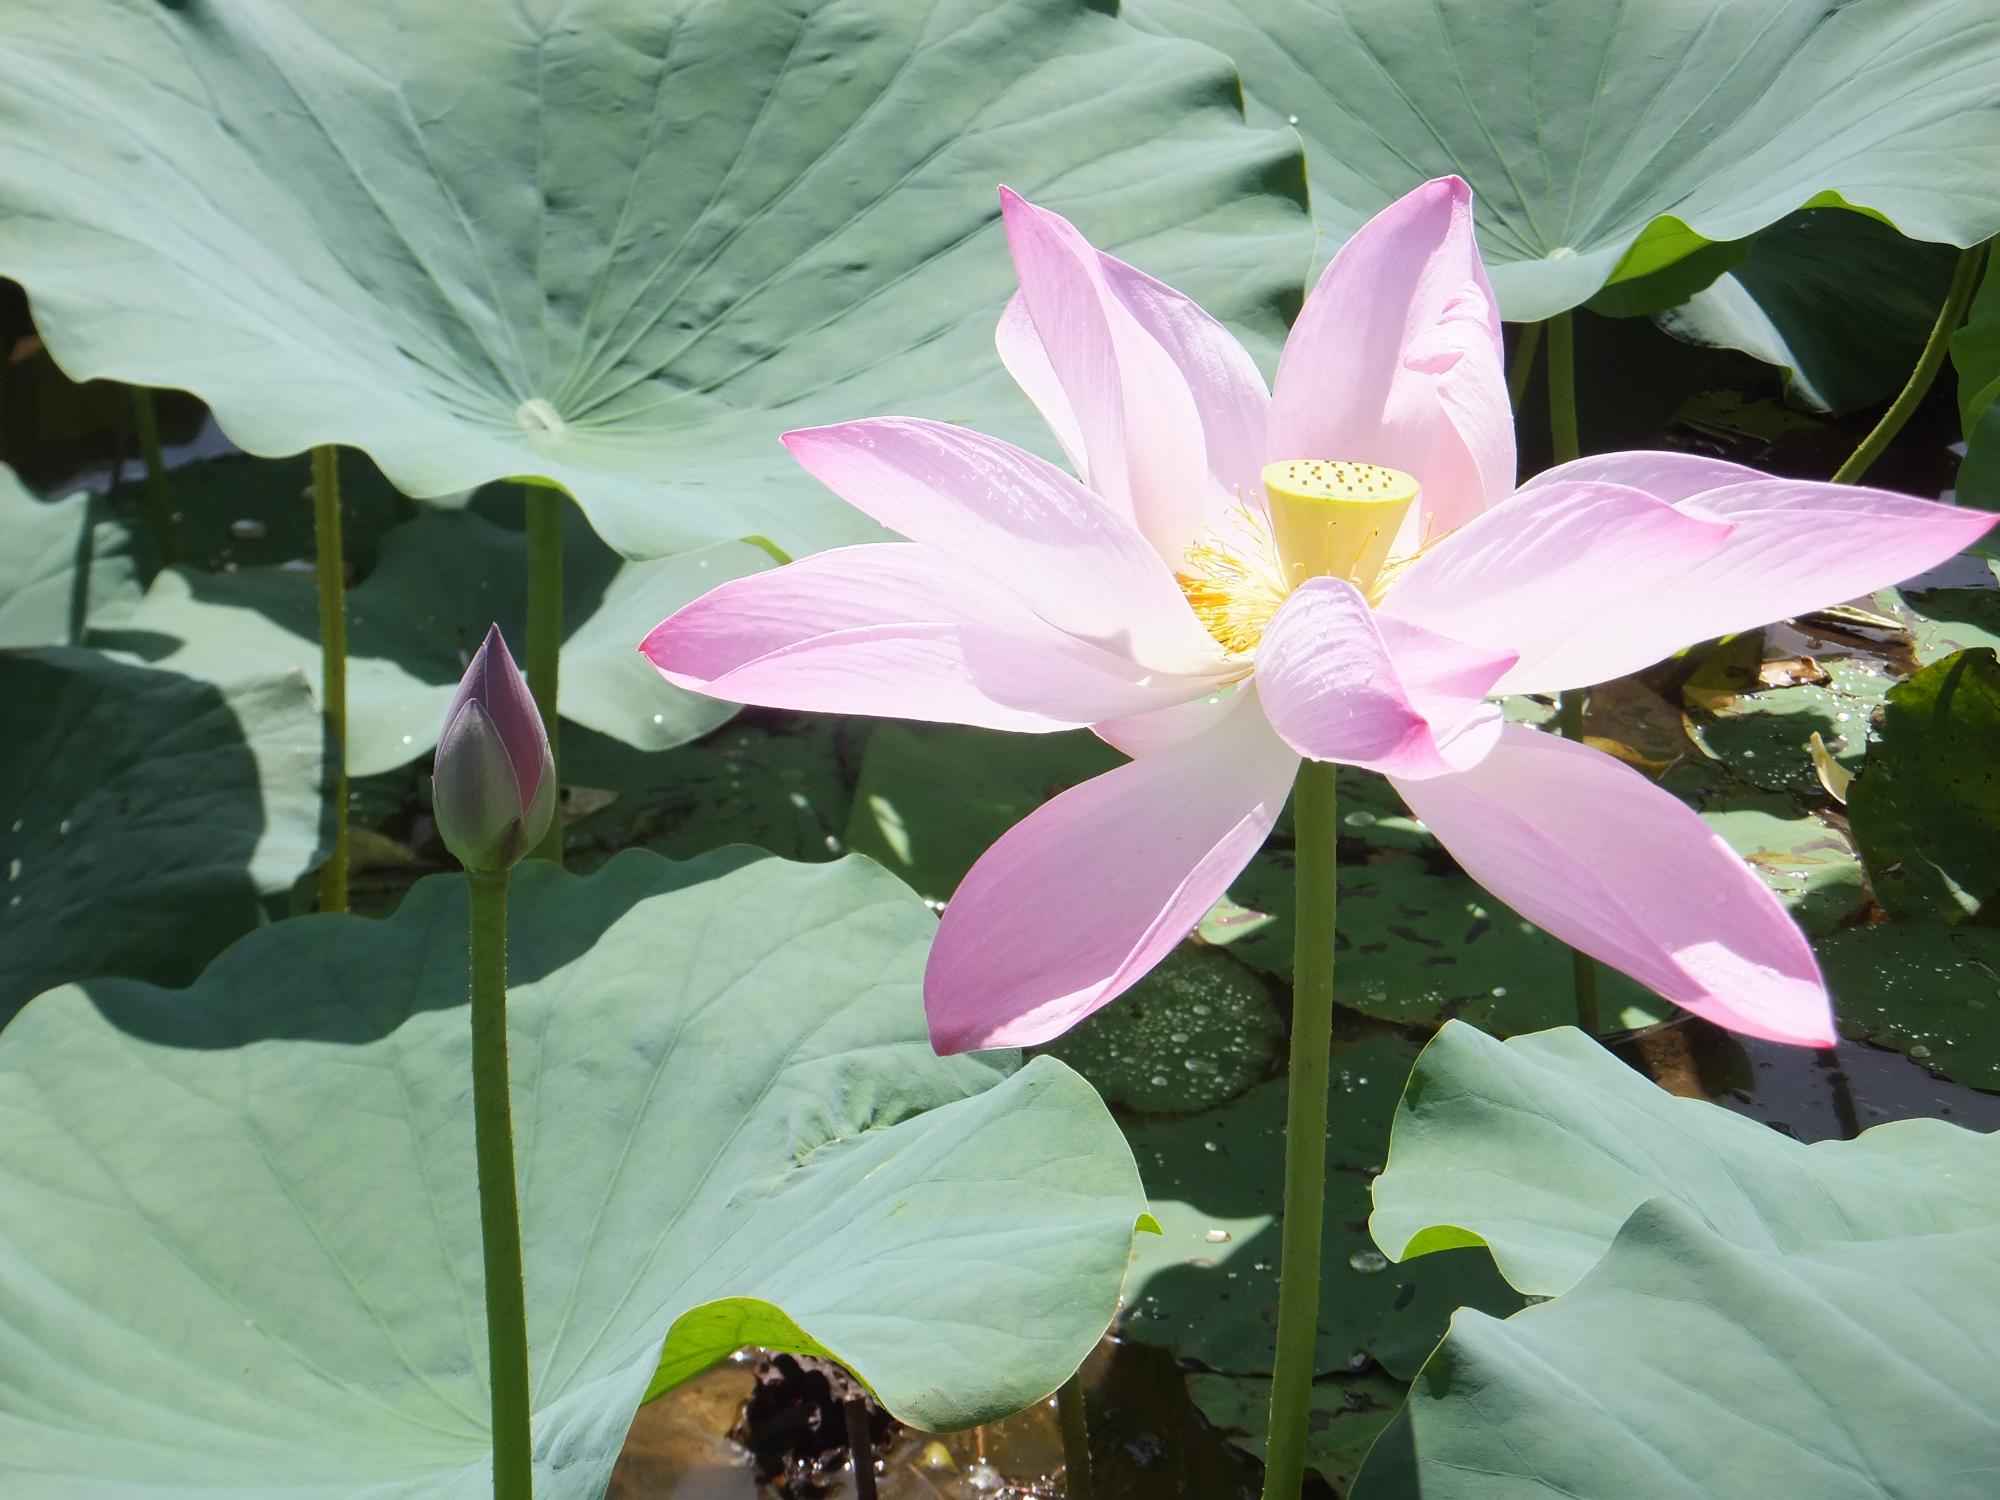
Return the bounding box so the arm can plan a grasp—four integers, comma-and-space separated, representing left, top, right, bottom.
433, 624, 555, 873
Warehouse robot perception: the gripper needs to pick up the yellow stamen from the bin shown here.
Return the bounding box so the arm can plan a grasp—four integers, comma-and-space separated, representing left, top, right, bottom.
1262, 459, 1419, 593
1177, 506, 1288, 655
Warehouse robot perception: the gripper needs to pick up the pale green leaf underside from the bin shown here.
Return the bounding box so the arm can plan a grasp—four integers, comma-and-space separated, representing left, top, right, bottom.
1370, 1022, 2000, 1297
1359, 1202, 2000, 1500
1125, 0, 2000, 320
1356, 1023, 2000, 1498
0, 0, 1309, 559
0, 851, 1149, 1497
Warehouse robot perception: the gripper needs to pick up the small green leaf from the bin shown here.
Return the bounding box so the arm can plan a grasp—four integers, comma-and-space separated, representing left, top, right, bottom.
1848, 648, 2000, 922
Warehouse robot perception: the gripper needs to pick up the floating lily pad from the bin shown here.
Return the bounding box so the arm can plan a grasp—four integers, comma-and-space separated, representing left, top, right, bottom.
562, 713, 857, 868
1823, 919, 2000, 1090
1037, 947, 1282, 1115
0, 0, 1308, 560
0, 647, 331, 1023
1685, 650, 1892, 795
1700, 797, 1866, 936
1121, 1033, 1521, 1382
101, 499, 766, 774
1204, 848, 1664, 1035
1185, 1369, 1404, 1490
844, 725, 1122, 903
0, 465, 142, 645
1125, 0, 2000, 318
1847, 649, 2000, 921
1656, 209, 1962, 412
1358, 1022, 2000, 1499
1888, 567, 2000, 665
0, 850, 1151, 1495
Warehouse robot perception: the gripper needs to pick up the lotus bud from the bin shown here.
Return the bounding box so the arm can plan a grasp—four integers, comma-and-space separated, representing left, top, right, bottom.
433, 624, 555, 873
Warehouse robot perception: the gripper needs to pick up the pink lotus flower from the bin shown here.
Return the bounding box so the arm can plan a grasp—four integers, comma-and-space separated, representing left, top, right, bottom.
642, 178, 1993, 1054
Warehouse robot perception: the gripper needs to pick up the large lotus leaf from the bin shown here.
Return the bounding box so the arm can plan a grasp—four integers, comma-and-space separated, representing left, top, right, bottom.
0, 0, 1308, 560
101, 499, 767, 774
1121, 1034, 1521, 1383
0, 465, 143, 645
0, 647, 331, 1024
1358, 1023, 2000, 1498
1353, 1198, 2000, 1500
1124, 0, 2000, 319
1823, 919, 2000, 1090
0, 850, 1150, 1496
1847, 648, 2000, 922
1656, 209, 1961, 412
1369, 1021, 2000, 1298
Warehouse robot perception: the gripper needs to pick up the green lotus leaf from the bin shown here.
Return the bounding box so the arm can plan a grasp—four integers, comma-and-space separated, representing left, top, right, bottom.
0, 464, 143, 645
1847, 648, 2000, 923
560, 713, 856, 869
0, 0, 1308, 559
1369, 1022, 2000, 1297
844, 724, 1122, 904
1886, 565, 2000, 667
1955, 254, 2000, 508
1121, 1033, 1521, 1383
1357, 1023, 2000, 1499
1355, 1199, 2000, 1500
1698, 796, 1865, 937
1202, 846, 1665, 1035
100, 499, 767, 774
1683, 646, 1890, 797
1823, 919, 2000, 1090
0, 647, 332, 1023
1185, 1369, 1404, 1490
1037, 946, 1283, 1116
1656, 210, 1962, 412
1124, 0, 2000, 319
0, 850, 1150, 1496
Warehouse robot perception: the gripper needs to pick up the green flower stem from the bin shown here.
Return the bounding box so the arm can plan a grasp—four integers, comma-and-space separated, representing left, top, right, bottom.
130, 386, 177, 568
1543, 310, 1601, 1034
1833, 241, 1988, 486
1506, 319, 1543, 413
1261, 758, 1337, 1500
522, 486, 563, 865
1056, 1369, 1093, 1500
311, 445, 349, 914
467, 868, 534, 1500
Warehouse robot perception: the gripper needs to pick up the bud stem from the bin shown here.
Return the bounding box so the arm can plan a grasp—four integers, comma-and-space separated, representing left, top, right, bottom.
467, 867, 534, 1499
523, 486, 563, 865
312, 445, 349, 913
130, 386, 178, 569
